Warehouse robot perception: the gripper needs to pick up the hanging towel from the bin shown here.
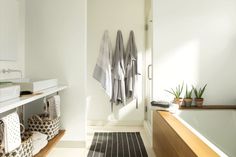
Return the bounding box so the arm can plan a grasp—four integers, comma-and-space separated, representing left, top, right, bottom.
111, 30, 126, 109
1, 112, 21, 153
125, 31, 139, 108
93, 30, 113, 99
47, 95, 61, 120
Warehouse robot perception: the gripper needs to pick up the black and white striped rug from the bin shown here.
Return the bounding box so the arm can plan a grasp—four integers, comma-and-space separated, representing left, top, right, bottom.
87, 132, 148, 157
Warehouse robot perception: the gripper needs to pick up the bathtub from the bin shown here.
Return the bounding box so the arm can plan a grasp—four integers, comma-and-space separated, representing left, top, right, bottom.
173, 110, 236, 157
153, 109, 236, 157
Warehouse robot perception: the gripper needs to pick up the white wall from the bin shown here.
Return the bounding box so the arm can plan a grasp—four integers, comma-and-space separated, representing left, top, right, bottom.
0, 0, 25, 80
26, 0, 87, 141
87, 0, 146, 125
153, 0, 236, 105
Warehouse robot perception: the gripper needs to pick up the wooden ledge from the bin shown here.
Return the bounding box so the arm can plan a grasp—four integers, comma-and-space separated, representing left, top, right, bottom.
34, 130, 65, 157
157, 111, 219, 157
179, 105, 236, 110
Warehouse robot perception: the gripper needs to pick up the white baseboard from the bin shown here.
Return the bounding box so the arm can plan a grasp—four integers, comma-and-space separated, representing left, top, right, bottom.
87, 120, 143, 126
56, 141, 86, 148
143, 120, 152, 147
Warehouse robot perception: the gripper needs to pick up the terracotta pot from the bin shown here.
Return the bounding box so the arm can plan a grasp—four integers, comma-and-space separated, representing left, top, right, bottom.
173, 98, 184, 106
195, 98, 204, 107
184, 98, 193, 107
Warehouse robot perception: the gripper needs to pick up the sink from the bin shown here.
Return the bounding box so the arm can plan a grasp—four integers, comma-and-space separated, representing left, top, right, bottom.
0, 85, 20, 102
10, 78, 58, 92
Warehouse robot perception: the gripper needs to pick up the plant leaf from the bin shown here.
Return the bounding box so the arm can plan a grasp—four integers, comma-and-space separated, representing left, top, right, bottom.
199, 84, 207, 98
165, 89, 174, 95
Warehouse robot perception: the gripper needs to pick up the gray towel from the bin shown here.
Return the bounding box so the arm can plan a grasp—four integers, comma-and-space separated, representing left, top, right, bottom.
111, 30, 126, 108
93, 30, 113, 98
125, 31, 139, 107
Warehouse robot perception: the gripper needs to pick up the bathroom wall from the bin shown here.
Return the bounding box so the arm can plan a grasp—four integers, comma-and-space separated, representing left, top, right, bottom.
153, 0, 236, 105
87, 0, 146, 125
145, 0, 152, 19
0, 0, 25, 80
26, 0, 87, 142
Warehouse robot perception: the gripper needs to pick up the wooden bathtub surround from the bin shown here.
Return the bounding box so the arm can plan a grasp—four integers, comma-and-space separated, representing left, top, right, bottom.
153, 111, 219, 157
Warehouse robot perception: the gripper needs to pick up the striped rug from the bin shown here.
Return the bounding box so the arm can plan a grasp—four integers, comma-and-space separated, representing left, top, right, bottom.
87, 132, 148, 157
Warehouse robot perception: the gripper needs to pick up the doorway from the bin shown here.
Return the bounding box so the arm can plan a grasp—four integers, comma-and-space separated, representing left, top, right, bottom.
144, 5, 153, 145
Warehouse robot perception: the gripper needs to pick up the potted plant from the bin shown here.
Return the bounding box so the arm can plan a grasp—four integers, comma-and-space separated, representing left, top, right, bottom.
184, 85, 193, 107
165, 82, 184, 105
193, 84, 207, 107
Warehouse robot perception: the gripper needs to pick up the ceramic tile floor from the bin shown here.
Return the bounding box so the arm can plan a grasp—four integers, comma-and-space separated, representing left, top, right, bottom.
49, 126, 156, 157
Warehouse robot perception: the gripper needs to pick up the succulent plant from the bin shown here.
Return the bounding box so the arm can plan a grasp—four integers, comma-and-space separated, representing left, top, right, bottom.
185, 85, 193, 99
165, 82, 184, 98
193, 84, 207, 99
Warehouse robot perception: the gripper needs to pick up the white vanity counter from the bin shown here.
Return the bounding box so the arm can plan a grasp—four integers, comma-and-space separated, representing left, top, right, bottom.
0, 85, 67, 114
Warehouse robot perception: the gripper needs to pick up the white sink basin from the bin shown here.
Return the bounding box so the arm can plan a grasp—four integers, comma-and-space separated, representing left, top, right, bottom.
10, 78, 58, 92
0, 85, 20, 102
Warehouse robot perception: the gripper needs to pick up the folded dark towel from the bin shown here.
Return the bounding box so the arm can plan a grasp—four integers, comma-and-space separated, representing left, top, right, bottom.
151, 101, 170, 108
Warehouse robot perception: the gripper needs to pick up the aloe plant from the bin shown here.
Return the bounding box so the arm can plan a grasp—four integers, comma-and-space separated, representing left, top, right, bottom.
193, 84, 207, 99
185, 85, 193, 99
165, 82, 184, 98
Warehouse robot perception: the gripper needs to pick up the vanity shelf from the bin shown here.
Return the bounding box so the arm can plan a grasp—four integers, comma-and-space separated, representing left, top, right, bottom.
34, 130, 65, 157
179, 105, 236, 109
0, 85, 67, 156
0, 85, 67, 114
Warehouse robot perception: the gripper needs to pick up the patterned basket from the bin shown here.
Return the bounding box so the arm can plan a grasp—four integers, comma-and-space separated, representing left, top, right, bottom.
20, 131, 33, 157
0, 128, 33, 157
28, 114, 60, 140
0, 145, 23, 157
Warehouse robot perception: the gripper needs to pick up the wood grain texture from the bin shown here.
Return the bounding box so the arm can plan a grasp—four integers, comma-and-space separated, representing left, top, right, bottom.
34, 130, 65, 157
153, 111, 219, 157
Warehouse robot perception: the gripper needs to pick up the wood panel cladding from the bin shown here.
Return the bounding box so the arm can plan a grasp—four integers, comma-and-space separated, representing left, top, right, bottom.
153, 111, 219, 157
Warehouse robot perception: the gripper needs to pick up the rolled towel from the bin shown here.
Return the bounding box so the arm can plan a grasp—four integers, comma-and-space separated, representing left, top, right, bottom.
1, 112, 21, 153
151, 101, 170, 108
32, 131, 48, 141
150, 103, 179, 113
32, 140, 48, 155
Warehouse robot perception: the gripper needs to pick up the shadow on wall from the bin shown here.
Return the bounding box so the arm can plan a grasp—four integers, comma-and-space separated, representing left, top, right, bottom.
86, 94, 143, 126
86, 49, 144, 124
154, 0, 236, 105
86, 46, 145, 124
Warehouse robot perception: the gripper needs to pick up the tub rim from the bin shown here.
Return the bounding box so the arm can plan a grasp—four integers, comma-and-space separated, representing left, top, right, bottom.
156, 110, 220, 157
173, 109, 229, 157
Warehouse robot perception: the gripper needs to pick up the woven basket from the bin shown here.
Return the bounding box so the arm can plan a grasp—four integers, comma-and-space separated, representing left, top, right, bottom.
28, 114, 60, 140
20, 131, 33, 157
0, 125, 33, 157
0, 145, 23, 157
